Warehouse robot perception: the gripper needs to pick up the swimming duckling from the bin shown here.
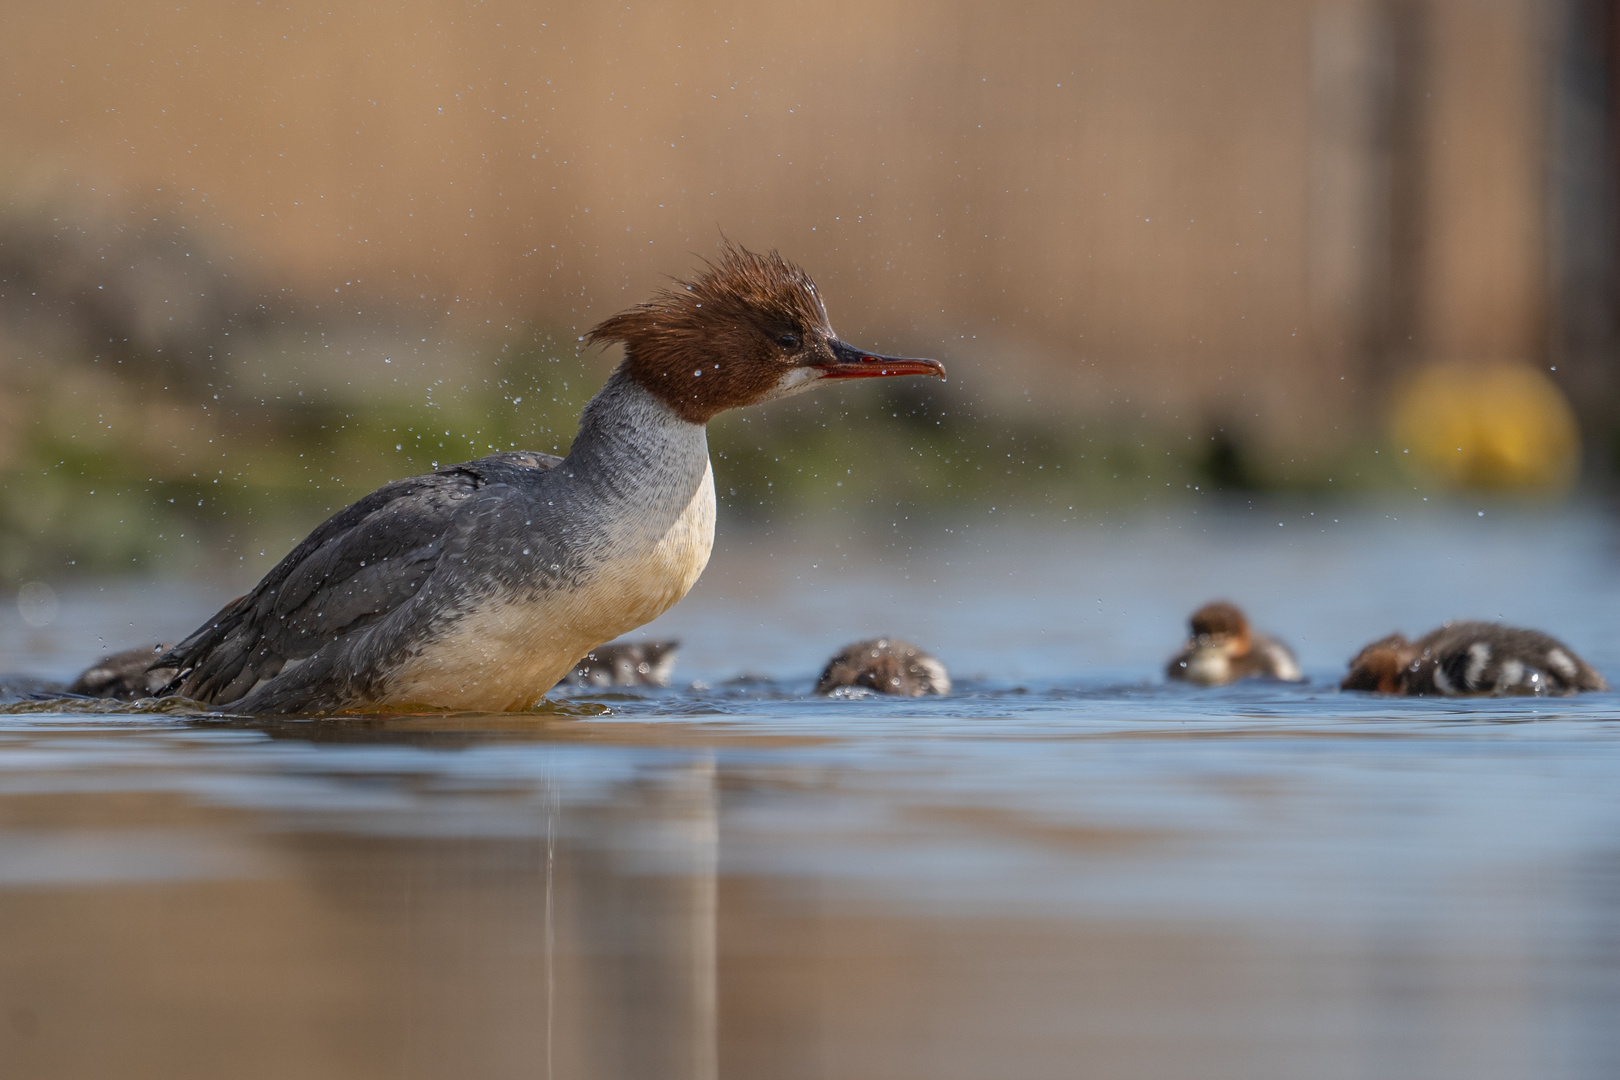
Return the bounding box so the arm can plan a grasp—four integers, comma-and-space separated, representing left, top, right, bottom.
69, 644, 175, 699
1341, 621, 1605, 696
1166, 601, 1302, 685
560, 640, 679, 688
815, 638, 951, 697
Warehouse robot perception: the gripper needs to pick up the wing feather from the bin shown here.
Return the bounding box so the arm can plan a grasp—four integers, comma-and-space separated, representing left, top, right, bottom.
160, 452, 561, 703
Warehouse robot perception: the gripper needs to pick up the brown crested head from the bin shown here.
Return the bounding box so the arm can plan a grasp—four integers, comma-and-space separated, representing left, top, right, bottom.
585, 242, 945, 424
1340, 633, 1413, 693
1188, 601, 1251, 654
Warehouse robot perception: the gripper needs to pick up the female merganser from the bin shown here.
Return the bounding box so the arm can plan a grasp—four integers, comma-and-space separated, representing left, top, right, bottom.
561, 640, 679, 688
815, 638, 951, 697
1165, 601, 1302, 685
1341, 621, 1606, 695
154, 244, 945, 714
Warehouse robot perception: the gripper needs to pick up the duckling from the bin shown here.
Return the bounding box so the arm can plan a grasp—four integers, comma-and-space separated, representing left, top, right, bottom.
1342, 621, 1605, 696
1166, 601, 1302, 685
815, 638, 951, 697
560, 640, 679, 688
69, 644, 175, 699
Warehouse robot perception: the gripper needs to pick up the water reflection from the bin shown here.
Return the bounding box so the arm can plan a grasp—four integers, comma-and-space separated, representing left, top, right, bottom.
0, 698, 1618, 1079
0, 715, 727, 1080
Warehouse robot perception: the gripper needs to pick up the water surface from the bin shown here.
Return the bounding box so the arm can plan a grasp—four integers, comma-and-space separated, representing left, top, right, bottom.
2, 500, 1618, 1079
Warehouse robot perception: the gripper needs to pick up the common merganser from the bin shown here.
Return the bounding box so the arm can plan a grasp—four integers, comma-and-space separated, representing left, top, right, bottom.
1165, 601, 1302, 685
560, 639, 679, 688
1341, 621, 1606, 695
70, 643, 174, 699
815, 638, 951, 697
155, 244, 945, 714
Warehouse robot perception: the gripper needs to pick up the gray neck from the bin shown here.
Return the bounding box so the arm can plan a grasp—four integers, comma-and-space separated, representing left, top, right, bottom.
562, 367, 709, 500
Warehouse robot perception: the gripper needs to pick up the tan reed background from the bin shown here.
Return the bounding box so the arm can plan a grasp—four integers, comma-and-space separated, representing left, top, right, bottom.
2, 1, 1587, 434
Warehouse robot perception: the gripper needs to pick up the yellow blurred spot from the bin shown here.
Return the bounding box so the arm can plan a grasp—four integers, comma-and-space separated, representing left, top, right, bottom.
1389, 362, 1579, 493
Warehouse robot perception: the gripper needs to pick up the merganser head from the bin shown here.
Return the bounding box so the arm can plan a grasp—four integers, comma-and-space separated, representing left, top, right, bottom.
585, 242, 946, 424
1340, 633, 1414, 693
1187, 601, 1252, 657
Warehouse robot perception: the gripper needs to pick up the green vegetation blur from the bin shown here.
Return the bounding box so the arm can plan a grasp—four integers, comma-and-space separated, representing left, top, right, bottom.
1, 314, 1425, 583
0, 345, 1394, 583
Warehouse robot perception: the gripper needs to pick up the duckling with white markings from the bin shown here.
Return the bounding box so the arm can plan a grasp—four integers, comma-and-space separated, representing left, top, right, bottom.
1341, 621, 1605, 696
561, 640, 680, 688
816, 638, 951, 697
70, 644, 175, 699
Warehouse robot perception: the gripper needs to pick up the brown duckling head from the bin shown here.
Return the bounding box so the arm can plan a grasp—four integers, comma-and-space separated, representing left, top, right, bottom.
1166, 601, 1258, 685
1340, 634, 1414, 693
1188, 601, 1252, 656
816, 637, 951, 697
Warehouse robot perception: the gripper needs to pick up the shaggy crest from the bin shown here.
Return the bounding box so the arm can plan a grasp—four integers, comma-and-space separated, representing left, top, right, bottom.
586, 242, 837, 422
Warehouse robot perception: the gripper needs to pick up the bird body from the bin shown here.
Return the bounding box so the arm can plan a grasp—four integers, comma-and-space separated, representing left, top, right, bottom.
155, 245, 943, 714
1166, 601, 1301, 686
1342, 621, 1605, 696
372, 378, 714, 711
816, 638, 951, 697
70, 643, 174, 699
562, 640, 681, 689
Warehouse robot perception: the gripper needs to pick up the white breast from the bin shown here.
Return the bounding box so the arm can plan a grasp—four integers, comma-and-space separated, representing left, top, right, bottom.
383, 378, 718, 711
387, 463, 715, 711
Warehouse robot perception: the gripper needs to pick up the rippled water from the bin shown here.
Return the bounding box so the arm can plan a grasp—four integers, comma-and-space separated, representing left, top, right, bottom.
2, 500, 1619, 1079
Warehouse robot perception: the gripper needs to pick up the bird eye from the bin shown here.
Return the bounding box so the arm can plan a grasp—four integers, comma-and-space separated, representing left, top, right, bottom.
776, 332, 800, 349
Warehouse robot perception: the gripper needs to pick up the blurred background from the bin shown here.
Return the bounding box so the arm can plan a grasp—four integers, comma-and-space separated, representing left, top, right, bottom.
9, 12, 1620, 1076
0, 0, 1616, 581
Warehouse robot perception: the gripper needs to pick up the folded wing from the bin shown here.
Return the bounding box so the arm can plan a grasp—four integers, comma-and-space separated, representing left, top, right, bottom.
159, 452, 561, 704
